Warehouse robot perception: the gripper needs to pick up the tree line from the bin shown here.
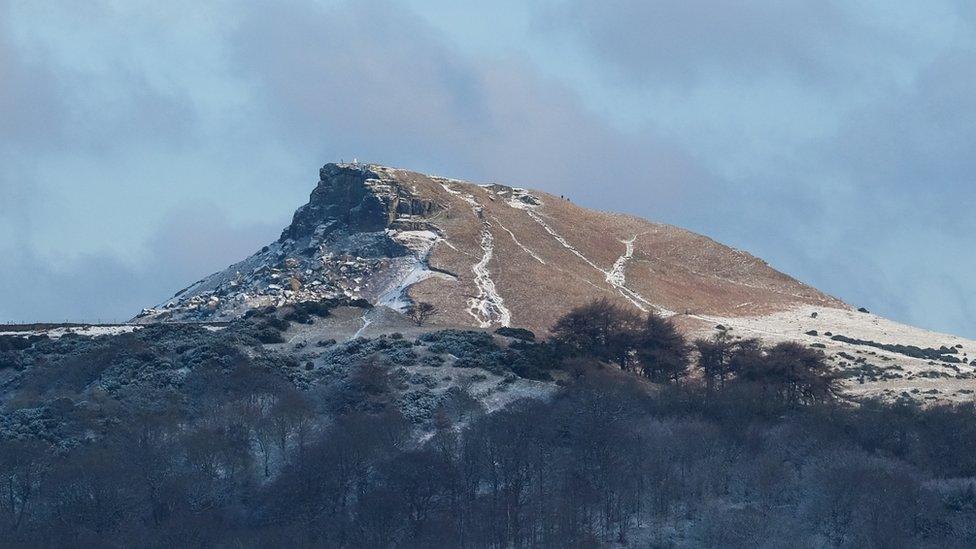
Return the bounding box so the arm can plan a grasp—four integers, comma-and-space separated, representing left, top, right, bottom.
0, 300, 974, 546
552, 298, 839, 408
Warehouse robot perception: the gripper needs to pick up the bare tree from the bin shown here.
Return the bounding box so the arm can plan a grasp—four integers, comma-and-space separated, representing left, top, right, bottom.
407, 302, 436, 326
0, 439, 48, 532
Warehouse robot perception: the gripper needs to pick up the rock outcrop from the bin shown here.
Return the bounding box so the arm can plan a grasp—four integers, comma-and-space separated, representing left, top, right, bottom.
280, 164, 438, 242
135, 164, 447, 323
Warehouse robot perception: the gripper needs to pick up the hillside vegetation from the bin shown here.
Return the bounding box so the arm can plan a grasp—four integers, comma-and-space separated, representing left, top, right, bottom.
0, 300, 974, 546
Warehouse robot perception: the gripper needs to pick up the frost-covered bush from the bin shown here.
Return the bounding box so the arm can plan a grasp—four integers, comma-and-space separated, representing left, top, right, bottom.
419, 330, 507, 371
408, 372, 438, 389
283, 300, 336, 324
494, 326, 535, 341
0, 334, 47, 352
416, 330, 556, 379
397, 389, 442, 424
0, 351, 23, 370
321, 337, 417, 368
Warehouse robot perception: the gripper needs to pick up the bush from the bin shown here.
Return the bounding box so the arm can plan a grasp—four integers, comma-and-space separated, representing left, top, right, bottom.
283, 300, 335, 323
495, 326, 536, 341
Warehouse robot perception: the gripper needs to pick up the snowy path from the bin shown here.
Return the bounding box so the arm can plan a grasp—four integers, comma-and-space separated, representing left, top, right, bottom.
441, 183, 512, 327
525, 209, 606, 273
603, 236, 657, 312
492, 216, 546, 265
352, 312, 372, 339
345, 230, 457, 340
522, 206, 665, 313
468, 225, 512, 327
606, 236, 635, 287
377, 230, 456, 312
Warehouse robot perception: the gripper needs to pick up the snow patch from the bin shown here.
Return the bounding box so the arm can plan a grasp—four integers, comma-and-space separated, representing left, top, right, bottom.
376, 230, 456, 313
606, 236, 635, 287
604, 236, 656, 312
0, 325, 142, 339
487, 184, 542, 211
691, 305, 976, 402
352, 312, 372, 339
468, 223, 512, 328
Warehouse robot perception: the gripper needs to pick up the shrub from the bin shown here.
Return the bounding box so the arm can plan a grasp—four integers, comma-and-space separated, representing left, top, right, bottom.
495, 326, 536, 341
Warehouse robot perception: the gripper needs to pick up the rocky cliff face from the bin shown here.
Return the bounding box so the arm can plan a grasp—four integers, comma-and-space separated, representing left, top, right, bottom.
135, 164, 447, 323
280, 164, 438, 242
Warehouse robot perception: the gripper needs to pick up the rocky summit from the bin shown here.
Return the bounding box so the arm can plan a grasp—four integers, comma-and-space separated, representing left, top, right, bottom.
131, 162, 976, 402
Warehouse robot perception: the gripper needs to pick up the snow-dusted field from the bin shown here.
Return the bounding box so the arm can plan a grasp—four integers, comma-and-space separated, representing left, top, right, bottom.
692, 305, 976, 402
0, 325, 141, 339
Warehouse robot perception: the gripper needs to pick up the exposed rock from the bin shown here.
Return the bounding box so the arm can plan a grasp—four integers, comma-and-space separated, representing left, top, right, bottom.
135, 164, 445, 323
280, 163, 438, 242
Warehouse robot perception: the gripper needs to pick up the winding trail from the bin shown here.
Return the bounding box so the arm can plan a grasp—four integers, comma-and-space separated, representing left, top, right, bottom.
348, 231, 457, 341
525, 210, 606, 273
604, 236, 653, 312
606, 236, 635, 287
469, 226, 512, 327
514, 200, 671, 314
441, 183, 512, 327
352, 312, 372, 339
492, 216, 546, 265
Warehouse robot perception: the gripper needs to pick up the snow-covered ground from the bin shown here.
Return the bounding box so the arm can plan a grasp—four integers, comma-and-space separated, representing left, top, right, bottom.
693, 305, 976, 401
441, 182, 512, 327
0, 325, 142, 339
697, 305, 976, 354
378, 230, 455, 312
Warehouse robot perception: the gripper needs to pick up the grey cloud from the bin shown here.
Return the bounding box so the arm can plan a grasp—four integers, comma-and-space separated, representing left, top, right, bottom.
0, 32, 66, 148
232, 0, 720, 220
0, 249, 147, 323
145, 204, 281, 290
832, 50, 976, 197
534, 0, 907, 87
804, 48, 976, 335
0, 1, 197, 155
0, 205, 279, 323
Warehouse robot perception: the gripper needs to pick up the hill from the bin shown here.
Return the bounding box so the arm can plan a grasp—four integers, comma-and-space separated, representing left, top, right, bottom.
130, 162, 976, 402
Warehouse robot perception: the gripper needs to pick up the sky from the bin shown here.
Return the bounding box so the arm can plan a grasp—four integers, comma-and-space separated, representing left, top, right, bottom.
1, 1, 974, 337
